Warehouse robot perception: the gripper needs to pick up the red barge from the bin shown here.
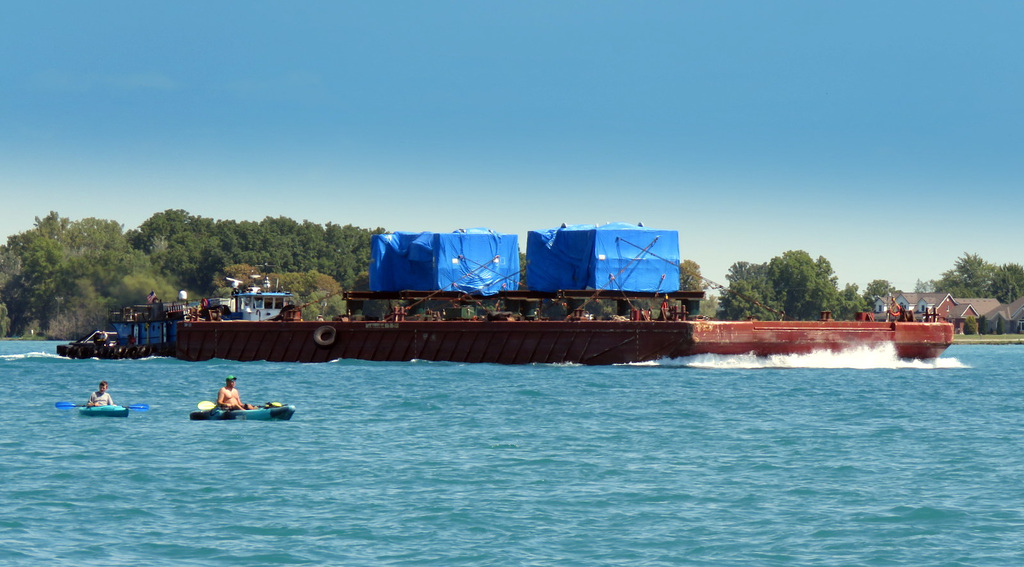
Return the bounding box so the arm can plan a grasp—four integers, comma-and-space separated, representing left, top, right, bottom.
59, 224, 955, 363
174, 290, 953, 364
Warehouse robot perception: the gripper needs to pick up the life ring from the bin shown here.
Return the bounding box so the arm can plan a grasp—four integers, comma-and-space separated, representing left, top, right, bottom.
888, 302, 902, 318
313, 325, 336, 346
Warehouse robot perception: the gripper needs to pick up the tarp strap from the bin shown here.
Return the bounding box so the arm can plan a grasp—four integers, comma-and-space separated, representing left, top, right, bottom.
403, 255, 517, 314
570, 236, 664, 315
615, 236, 679, 268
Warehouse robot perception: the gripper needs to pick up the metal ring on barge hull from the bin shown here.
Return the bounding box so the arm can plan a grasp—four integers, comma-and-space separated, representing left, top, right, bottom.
313, 325, 336, 346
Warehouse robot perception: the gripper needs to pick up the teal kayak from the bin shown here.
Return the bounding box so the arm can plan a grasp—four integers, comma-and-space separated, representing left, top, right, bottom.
189, 404, 295, 421
79, 405, 130, 417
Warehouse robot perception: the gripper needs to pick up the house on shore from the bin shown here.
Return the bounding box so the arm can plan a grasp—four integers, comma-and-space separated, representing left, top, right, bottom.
982, 297, 1024, 334
947, 298, 1001, 334
873, 293, 1024, 334
872, 293, 953, 321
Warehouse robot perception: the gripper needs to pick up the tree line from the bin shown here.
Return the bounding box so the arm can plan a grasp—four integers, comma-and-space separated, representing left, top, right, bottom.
0, 211, 385, 339
1, 211, 1021, 338
716, 251, 1024, 322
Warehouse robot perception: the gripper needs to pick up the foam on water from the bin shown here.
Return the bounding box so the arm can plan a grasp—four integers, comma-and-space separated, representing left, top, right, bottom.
0, 350, 63, 361
653, 343, 966, 370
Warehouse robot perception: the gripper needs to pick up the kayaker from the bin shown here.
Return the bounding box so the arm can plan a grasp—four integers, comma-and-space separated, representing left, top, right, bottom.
87, 381, 115, 407
217, 376, 255, 410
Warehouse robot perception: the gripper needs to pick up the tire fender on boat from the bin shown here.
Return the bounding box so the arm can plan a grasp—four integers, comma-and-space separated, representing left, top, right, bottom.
313, 325, 336, 346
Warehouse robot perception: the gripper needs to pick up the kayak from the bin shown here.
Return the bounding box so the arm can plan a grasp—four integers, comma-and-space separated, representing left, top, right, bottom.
189, 404, 296, 421
79, 405, 130, 417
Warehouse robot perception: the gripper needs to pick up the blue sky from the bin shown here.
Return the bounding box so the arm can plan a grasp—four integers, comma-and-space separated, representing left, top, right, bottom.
2, 2, 1021, 293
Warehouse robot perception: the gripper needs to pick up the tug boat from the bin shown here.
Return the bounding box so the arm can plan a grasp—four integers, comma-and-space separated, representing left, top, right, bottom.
57, 277, 295, 360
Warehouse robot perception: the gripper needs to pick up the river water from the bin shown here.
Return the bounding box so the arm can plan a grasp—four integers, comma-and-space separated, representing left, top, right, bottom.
1, 341, 1021, 565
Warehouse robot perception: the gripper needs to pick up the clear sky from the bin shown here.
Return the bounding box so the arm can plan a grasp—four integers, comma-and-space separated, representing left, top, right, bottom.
2, 2, 1021, 292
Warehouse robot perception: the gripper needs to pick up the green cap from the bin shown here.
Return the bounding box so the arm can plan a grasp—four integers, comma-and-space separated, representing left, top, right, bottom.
226, 375, 236, 382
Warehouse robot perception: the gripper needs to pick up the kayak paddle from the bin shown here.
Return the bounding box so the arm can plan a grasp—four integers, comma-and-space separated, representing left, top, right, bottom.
197, 401, 217, 410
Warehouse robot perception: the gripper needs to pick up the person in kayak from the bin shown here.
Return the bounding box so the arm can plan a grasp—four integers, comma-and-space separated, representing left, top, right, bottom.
87, 381, 115, 407
217, 376, 255, 410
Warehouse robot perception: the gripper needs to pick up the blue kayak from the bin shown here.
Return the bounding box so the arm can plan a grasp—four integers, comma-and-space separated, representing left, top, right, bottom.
189, 404, 296, 421
79, 405, 130, 417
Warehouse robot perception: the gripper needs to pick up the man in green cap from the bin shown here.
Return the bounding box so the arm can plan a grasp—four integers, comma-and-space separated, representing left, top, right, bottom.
217, 375, 255, 410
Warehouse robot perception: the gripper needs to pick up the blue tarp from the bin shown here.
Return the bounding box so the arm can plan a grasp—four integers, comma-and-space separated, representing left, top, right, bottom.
526, 223, 680, 292
370, 229, 520, 295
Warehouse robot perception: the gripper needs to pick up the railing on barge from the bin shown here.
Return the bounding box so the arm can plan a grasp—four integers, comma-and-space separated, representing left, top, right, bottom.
339, 289, 707, 323
108, 301, 190, 323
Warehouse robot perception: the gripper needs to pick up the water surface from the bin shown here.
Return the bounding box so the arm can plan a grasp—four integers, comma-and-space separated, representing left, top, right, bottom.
1, 341, 1020, 565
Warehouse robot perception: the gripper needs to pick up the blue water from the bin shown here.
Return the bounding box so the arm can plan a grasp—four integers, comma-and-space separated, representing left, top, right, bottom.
1, 341, 1022, 565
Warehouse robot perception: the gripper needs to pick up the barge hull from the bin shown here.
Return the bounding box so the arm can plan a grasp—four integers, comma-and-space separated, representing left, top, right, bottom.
175, 320, 953, 364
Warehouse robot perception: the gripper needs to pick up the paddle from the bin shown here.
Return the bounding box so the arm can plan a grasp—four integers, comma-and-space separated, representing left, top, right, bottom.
197, 401, 281, 410
55, 402, 149, 411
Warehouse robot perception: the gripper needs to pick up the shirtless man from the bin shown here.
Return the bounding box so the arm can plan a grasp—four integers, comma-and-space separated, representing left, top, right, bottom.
217, 376, 255, 410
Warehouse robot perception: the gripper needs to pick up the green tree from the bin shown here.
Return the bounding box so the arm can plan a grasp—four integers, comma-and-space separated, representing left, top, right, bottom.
250, 216, 305, 272
699, 294, 719, 318
989, 263, 1024, 304
936, 253, 995, 297
718, 261, 778, 320
319, 223, 385, 289
3, 210, 387, 335
2, 212, 165, 338
835, 283, 868, 321
720, 251, 850, 321
964, 315, 978, 335
679, 259, 704, 291
863, 279, 896, 305
15, 232, 64, 322
765, 250, 841, 321
0, 302, 10, 337
206, 218, 381, 291
127, 210, 222, 294
275, 270, 343, 298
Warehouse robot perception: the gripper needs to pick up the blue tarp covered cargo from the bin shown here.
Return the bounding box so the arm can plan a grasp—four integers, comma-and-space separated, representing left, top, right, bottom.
370, 229, 520, 295
526, 223, 680, 293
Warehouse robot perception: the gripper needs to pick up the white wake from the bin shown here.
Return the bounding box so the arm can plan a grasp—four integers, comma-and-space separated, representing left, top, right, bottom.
0, 351, 64, 361
650, 344, 965, 370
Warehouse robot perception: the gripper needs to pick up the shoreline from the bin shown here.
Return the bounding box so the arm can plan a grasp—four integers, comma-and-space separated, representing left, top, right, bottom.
953, 335, 1024, 345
